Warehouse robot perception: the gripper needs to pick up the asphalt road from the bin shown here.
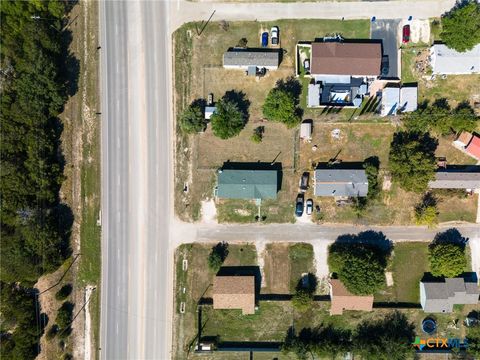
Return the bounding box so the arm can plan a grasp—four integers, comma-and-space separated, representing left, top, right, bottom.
100, 1, 172, 359
371, 19, 400, 78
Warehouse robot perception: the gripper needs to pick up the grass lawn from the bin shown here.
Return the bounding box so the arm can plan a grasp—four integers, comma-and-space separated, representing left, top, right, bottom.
202, 302, 292, 341
288, 243, 315, 291
390, 242, 430, 303
263, 243, 291, 294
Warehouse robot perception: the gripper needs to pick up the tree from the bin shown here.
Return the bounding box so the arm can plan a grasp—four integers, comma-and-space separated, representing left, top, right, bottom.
328, 242, 387, 295
389, 132, 437, 193
262, 88, 300, 128
414, 193, 438, 227
56, 301, 74, 330
404, 100, 478, 136
250, 126, 263, 143
429, 242, 466, 278
55, 284, 73, 301
208, 242, 229, 272
354, 311, 415, 360
210, 99, 246, 139
466, 325, 480, 357
179, 102, 206, 133
440, 1, 480, 52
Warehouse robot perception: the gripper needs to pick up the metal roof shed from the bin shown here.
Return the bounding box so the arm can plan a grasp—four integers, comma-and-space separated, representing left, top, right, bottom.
217, 169, 278, 200
300, 122, 312, 140
399, 86, 417, 113
430, 44, 480, 75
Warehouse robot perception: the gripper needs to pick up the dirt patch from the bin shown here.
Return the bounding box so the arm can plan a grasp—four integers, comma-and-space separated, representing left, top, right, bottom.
263, 243, 291, 294
404, 19, 430, 44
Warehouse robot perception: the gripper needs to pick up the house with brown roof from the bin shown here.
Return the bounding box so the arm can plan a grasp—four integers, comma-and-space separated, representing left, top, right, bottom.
329, 279, 374, 315
310, 42, 382, 78
299, 40, 382, 108
213, 275, 255, 315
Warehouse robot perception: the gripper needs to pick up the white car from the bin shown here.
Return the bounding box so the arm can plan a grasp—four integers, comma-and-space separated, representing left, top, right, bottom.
271, 26, 279, 45
306, 199, 313, 215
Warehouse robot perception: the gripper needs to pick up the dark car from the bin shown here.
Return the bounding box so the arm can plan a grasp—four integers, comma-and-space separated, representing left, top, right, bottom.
402, 25, 410, 43
295, 194, 304, 217
261, 32, 268, 47
299, 172, 309, 192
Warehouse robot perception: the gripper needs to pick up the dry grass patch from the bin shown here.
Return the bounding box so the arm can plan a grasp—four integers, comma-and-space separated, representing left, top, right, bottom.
263, 243, 291, 294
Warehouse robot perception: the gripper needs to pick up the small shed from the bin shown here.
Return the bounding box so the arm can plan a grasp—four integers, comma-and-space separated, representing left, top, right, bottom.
307, 83, 320, 108
247, 66, 257, 76
300, 122, 312, 141
205, 106, 217, 120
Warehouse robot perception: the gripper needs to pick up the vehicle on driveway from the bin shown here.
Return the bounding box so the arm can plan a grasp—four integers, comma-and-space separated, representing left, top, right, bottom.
261, 32, 268, 47
306, 199, 313, 215
303, 59, 310, 72
271, 26, 279, 45
299, 172, 309, 192
295, 194, 304, 217
402, 24, 410, 43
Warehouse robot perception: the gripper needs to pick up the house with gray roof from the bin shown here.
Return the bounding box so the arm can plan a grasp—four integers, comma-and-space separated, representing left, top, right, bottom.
430, 44, 480, 75
313, 169, 368, 197
216, 169, 278, 200
223, 49, 280, 70
429, 170, 480, 190
420, 277, 479, 313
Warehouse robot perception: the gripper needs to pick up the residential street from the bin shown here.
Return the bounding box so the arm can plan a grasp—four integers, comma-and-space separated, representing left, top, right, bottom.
99, 0, 475, 359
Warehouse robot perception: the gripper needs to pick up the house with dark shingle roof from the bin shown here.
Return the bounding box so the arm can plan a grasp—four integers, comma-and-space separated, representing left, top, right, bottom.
223, 49, 280, 70
216, 169, 278, 200
213, 275, 255, 315
420, 277, 479, 313
313, 169, 368, 197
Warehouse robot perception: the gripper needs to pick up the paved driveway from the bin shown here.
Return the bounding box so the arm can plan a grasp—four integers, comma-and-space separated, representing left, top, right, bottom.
371, 19, 401, 79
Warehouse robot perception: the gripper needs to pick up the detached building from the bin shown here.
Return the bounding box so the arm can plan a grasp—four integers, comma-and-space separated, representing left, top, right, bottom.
216, 169, 278, 200
429, 171, 480, 190
329, 279, 374, 315
430, 44, 480, 75
380, 84, 418, 116
213, 275, 255, 315
313, 169, 368, 197
420, 277, 479, 313
453, 132, 480, 160
223, 49, 280, 70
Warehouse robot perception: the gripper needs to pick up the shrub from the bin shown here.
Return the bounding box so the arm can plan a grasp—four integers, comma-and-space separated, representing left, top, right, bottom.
263, 88, 301, 128
429, 243, 466, 278
179, 102, 206, 134
208, 242, 229, 272
46, 325, 59, 340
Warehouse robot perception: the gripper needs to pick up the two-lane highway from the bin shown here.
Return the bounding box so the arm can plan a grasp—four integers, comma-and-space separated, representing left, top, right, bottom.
100, 1, 171, 359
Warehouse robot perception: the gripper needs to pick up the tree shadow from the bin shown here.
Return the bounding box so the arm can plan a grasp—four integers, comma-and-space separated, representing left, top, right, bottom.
210, 242, 229, 262
432, 97, 451, 111
295, 272, 318, 294
60, 28, 80, 98
391, 131, 438, 154
335, 230, 393, 258
276, 77, 302, 105
53, 203, 74, 259
431, 228, 468, 249
223, 90, 250, 122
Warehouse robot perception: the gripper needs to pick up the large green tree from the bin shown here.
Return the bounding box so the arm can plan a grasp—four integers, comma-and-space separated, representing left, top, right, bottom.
262, 88, 301, 128
467, 325, 480, 357
441, 1, 480, 52
328, 242, 387, 295
389, 132, 437, 193
210, 99, 246, 139
429, 242, 466, 278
